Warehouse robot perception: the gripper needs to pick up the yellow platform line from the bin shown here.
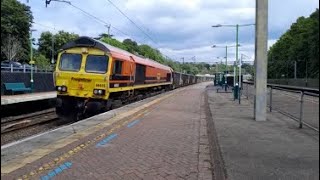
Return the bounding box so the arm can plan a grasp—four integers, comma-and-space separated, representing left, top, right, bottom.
1, 88, 183, 178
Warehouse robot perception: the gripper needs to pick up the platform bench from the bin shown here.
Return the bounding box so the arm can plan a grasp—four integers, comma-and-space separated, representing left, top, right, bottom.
4, 83, 32, 95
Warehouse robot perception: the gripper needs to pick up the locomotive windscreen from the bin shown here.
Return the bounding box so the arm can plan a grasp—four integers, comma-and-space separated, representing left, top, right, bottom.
85, 55, 109, 74
59, 53, 82, 71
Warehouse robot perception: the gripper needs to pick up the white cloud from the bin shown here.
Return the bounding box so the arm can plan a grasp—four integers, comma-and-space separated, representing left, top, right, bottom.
19, 0, 319, 63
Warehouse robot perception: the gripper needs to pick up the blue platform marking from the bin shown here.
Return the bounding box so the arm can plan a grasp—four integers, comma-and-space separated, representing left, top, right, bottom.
127, 119, 140, 128
96, 133, 118, 147
40, 162, 72, 180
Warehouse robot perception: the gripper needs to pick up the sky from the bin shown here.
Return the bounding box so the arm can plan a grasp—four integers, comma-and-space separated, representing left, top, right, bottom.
20, 0, 319, 64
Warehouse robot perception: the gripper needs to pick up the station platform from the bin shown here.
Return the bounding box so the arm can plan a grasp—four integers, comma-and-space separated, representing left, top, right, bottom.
1, 92, 56, 105
1, 83, 213, 180
1, 83, 318, 180
206, 85, 319, 180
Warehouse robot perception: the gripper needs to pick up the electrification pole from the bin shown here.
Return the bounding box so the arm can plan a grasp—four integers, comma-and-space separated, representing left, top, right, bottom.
235, 24, 239, 86
181, 57, 185, 73
305, 59, 308, 86
225, 46, 228, 73
233, 61, 236, 90
294, 60, 297, 79
239, 55, 242, 104
216, 62, 219, 73
107, 24, 111, 37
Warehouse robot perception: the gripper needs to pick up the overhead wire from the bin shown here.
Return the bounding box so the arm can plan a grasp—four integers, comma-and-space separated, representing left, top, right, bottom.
104, 1, 176, 61
106, 0, 159, 43
68, 3, 131, 37
38, 0, 175, 61
32, 22, 57, 32
106, 0, 157, 44
70, 2, 173, 60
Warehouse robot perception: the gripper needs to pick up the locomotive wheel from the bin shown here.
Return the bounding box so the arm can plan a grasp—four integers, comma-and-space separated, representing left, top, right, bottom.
69, 106, 85, 122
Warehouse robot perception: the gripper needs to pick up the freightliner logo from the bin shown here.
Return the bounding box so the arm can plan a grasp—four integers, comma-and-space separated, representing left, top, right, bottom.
71, 77, 92, 82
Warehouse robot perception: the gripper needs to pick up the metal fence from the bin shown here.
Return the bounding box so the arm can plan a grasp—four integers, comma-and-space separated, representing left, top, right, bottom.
268, 78, 319, 89
1, 64, 54, 73
242, 82, 319, 132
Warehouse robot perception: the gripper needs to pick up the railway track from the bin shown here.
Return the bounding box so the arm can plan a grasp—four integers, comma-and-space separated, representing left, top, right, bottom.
0, 86, 191, 146
0, 91, 160, 146
1, 108, 61, 146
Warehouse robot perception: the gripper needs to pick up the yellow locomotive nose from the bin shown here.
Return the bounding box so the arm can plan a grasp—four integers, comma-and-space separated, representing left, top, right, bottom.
55, 45, 110, 100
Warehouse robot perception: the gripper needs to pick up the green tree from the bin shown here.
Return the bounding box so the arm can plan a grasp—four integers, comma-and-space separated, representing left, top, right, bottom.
34, 54, 51, 70
164, 59, 180, 72
268, 9, 319, 79
242, 63, 254, 75
1, 0, 33, 61
37, 32, 53, 60
122, 39, 139, 53
38, 31, 79, 61
137, 44, 165, 64
100, 37, 127, 50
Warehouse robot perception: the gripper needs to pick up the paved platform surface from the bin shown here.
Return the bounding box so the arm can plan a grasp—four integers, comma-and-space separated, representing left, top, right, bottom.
1, 92, 56, 105
2, 83, 213, 180
206, 85, 319, 180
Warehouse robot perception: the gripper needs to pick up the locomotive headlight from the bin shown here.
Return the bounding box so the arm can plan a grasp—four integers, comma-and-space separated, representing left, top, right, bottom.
61, 86, 67, 92
56, 86, 67, 92
93, 89, 105, 95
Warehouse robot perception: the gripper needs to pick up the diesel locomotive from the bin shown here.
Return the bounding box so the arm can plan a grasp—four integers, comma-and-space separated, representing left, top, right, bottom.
53, 36, 213, 120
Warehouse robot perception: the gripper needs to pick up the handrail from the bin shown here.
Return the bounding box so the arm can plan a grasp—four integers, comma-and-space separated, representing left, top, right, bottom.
243, 80, 319, 95
243, 81, 319, 131
1, 65, 53, 73
272, 87, 302, 94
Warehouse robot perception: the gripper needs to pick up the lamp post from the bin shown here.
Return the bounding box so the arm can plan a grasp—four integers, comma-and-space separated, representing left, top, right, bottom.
29, 29, 37, 92
51, 27, 56, 65
216, 62, 219, 73
239, 54, 252, 103
212, 44, 240, 90
212, 23, 255, 86
216, 57, 222, 82
191, 56, 196, 63
239, 55, 242, 103
233, 61, 236, 91
181, 57, 185, 73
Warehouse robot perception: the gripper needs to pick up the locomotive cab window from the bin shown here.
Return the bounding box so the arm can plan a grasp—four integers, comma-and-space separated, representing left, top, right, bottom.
113, 60, 123, 75
85, 55, 109, 73
59, 53, 82, 71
